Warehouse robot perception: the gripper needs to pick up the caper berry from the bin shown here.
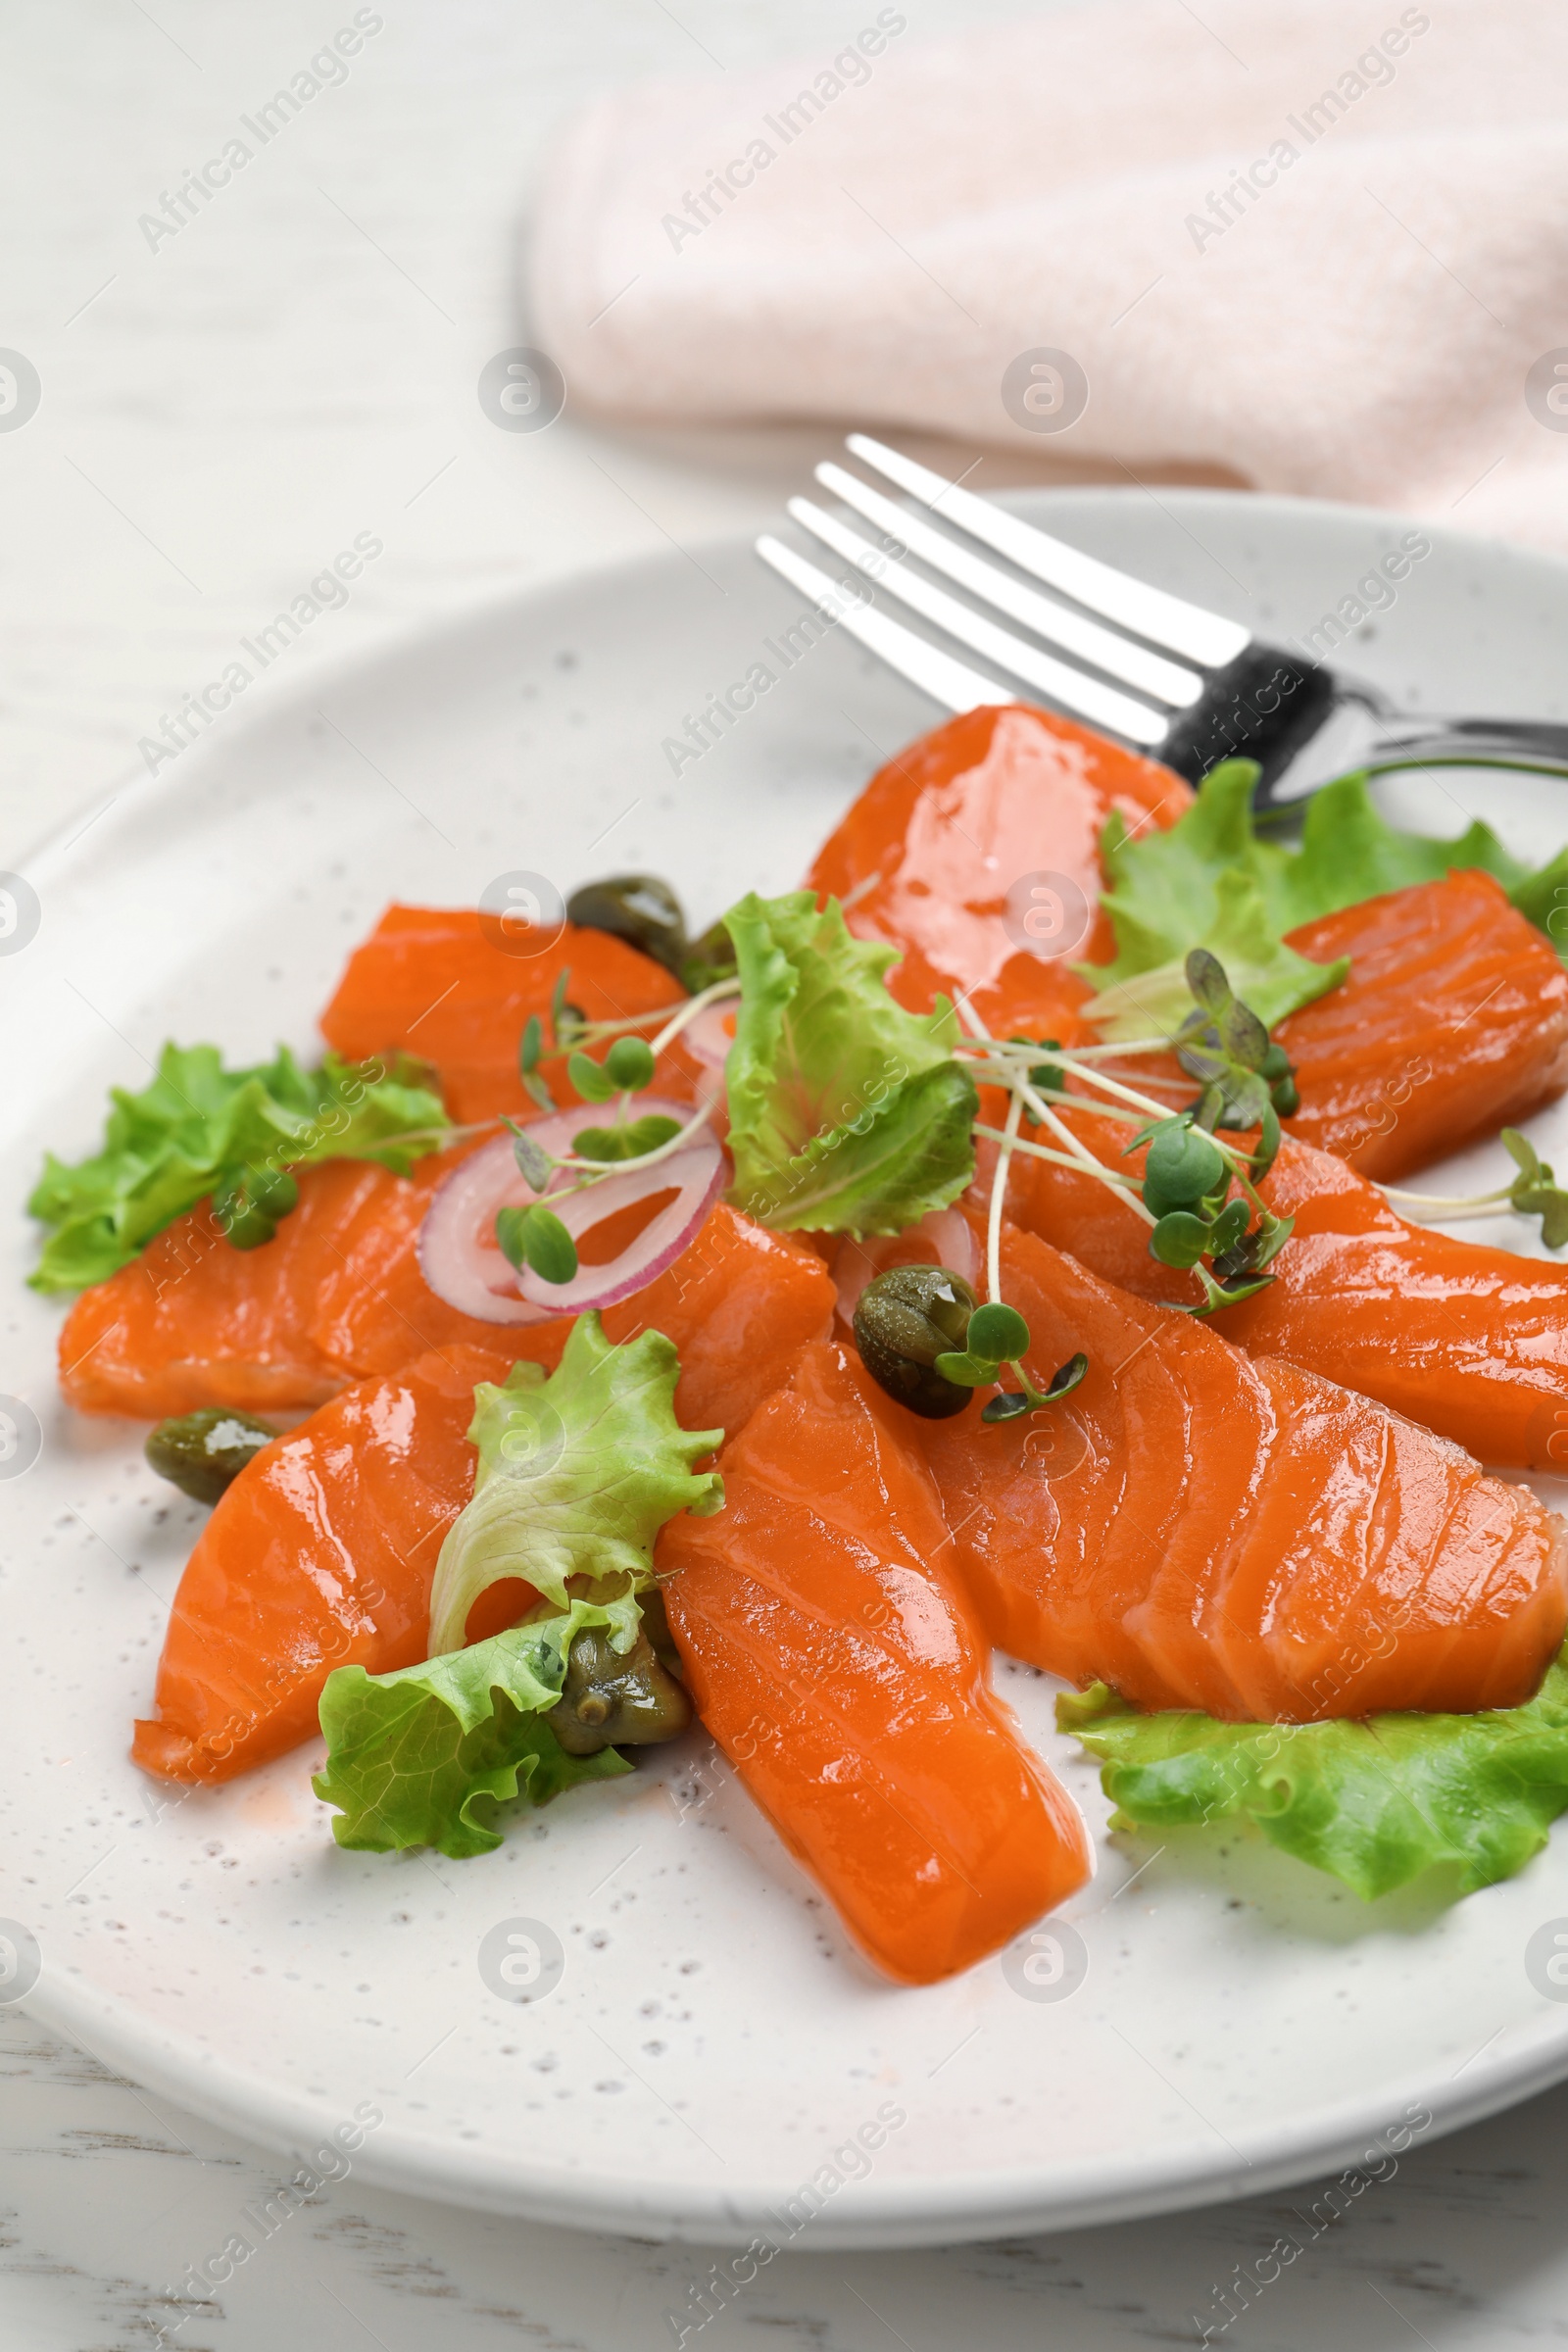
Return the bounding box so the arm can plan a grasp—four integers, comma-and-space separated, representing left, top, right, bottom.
853, 1263, 979, 1419
212, 1165, 299, 1250
546, 1621, 692, 1756
145, 1407, 278, 1504
678, 916, 738, 997
566, 874, 688, 977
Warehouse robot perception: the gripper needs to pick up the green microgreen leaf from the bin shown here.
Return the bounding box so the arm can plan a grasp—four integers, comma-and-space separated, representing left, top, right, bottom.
1139, 1117, 1227, 1216
550, 969, 586, 1052
519, 1013, 543, 1077
570, 1115, 681, 1163
605, 1036, 656, 1091
966, 1302, 1030, 1361
1149, 1211, 1212, 1270
1501, 1128, 1568, 1249
505, 1122, 555, 1193
496, 1203, 579, 1285
565, 1051, 619, 1104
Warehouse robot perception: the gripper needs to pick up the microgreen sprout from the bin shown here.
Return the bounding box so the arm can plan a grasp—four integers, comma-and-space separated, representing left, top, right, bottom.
496, 1201, 578, 1285
1380, 1128, 1568, 1250
957, 951, 1297, 1321
1175, 949, 1299, 1130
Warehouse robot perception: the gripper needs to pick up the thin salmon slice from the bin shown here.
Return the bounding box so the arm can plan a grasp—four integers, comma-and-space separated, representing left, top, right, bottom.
130, 1219, 832, 1784
64, 1150, 833, 1437
806, 705, 1190, 1041
915, 1221, 1567, 1721
58, 1157, 391, 1419
659, 1338, 1091, 1984
1275, 869, 1568, 1179
1000, 1111, 1568, 1471
808, 718, 1567, 1180
133, 1343, 515, 1783
319, 906, 686, 1124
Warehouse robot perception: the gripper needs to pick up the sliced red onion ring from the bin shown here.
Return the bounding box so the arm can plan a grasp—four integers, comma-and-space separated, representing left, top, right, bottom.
832, 1208, 981, 1329
417, 1097, 725, 1324
683, 999, 737, 1075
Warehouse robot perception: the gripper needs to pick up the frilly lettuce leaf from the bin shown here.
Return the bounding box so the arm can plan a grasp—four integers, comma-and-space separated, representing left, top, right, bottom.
1082, 863, 1348, 1041
1059, 1648, 1568, 1901
27, 1043, 444, 1292
1078, 759, 1553, 1039
314, 1593, 639, 1858
424, 1310, 723, 1656
722, 890, 978, 1236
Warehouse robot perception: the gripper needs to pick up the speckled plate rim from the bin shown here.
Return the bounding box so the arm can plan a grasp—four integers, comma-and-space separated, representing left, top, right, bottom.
26, 1966, 1568, 2248
13, 487, 1568, 2247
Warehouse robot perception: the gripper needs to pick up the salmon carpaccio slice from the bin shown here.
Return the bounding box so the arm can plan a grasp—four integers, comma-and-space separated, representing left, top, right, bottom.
132, 1343, 516, 1783
916, 1223, 1568, 1722
659, 1339, 1090, 1984
999, 1112, 1568, 1471
319, 906, 687, 1124
61, 1166, 834, 1438
1274, 869, 1568, 1179
58, 1158, 388, 1419
806, 704, 1190, 1042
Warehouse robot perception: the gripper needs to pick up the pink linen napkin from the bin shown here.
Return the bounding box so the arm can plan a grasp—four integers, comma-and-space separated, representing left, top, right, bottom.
531, 0, 1568, 549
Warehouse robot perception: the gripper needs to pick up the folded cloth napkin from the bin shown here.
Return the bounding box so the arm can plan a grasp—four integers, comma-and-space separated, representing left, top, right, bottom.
532, 0, 1568, 549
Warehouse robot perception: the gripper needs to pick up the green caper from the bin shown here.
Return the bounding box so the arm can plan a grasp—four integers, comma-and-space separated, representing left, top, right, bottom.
212, 1165, 299, 1250
145, 1407, 278, 1504
678, 916, 737, 997
853, 1263, 979, 1419
639, 1585, 685, 1681
546, 1621, 692, 1756
566, 874, 688, 976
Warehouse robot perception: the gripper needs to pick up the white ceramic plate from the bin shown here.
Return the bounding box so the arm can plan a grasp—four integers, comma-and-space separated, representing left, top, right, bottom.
8, 490, 1568, 2250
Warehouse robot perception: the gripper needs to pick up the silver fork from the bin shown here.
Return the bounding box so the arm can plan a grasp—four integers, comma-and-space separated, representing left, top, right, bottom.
755, 435, 1568, 813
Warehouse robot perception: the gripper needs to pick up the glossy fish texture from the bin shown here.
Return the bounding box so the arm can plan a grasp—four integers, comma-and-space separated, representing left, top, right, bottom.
61, 1160, 835, 1443
659, 1339, 1091, 1984
916, 1221, 1568, 1722
1276, 869, 1568, 1180
58, 1157, 390, 1420
999, 1111, 1568, 1472
806, 705, 1190, 1040
319, 905, 687, 1124
132, 1343, 518, 1784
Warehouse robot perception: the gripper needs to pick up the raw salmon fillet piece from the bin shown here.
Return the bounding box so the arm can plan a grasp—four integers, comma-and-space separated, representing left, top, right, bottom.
1275, 869, 1568, 1180
999, 1111, 1568, 1471
806, 705, 1190, 1041
62, 1134, 835, 1440
58, 1157, 391, 1419
916, 1222, 1567, 1722
659, 1339, 1091, 1984
132, 1343, 515, 1783
807, 716, 1566, 1181
319, 906, 687, 1124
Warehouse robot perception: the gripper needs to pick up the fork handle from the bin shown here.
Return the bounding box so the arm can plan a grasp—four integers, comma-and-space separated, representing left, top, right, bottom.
1158, 645, 1339, 795
1364, 716, 1568, 778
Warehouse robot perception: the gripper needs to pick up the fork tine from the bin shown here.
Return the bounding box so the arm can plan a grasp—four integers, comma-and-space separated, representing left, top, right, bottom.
846, 434, 1250, 671
755, 534, 1016, 715
815, 461, 1202, 710
786, 498, 1169, 747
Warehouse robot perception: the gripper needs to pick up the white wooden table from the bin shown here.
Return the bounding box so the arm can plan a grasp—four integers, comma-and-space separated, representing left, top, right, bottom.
6, 5, 1568, 2345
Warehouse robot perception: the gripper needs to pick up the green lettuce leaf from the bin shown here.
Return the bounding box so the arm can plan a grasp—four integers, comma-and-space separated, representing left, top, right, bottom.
1082, 864, 1348, 1041
424, 1310, 723, 1656
28, 1044, 445, 1293
723, 889, 978, 1236
314, 1594, 638, 1858
1059, 1651, 1568, 1901
1079, 759, 1564, 1040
